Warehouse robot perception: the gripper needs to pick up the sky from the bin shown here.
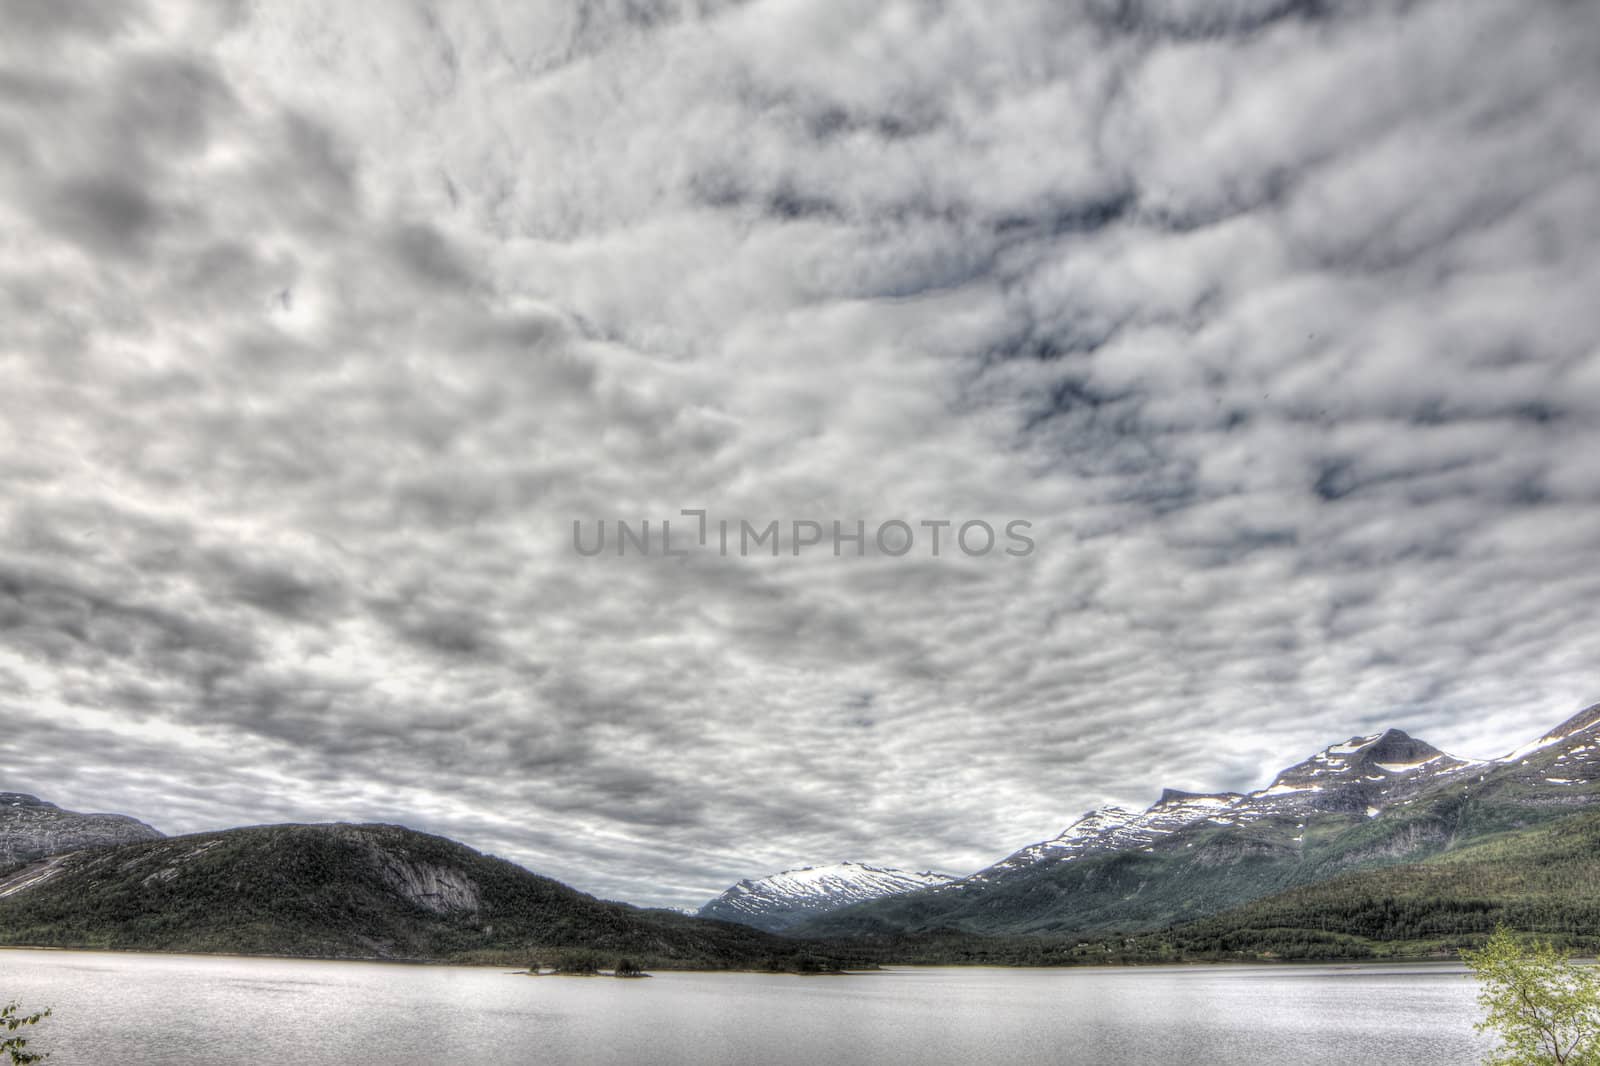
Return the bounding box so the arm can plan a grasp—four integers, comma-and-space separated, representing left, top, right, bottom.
1, 0, 1598, 909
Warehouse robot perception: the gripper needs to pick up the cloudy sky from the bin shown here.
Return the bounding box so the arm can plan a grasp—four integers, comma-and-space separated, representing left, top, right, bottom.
1, 0, 1598, 908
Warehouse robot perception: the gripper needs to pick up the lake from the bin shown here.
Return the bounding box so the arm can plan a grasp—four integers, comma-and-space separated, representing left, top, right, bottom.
0, 949, 1492, 1064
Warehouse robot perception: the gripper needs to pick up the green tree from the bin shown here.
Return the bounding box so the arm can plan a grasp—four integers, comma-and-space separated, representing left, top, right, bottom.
1463, 926, 1600, 1065
1, 1001, 50, 1065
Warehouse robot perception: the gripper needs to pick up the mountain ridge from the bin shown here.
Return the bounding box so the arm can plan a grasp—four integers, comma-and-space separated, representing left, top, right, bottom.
788, 704, 1600, 940
4, 702, 1595, 963
0, 820, 866, 971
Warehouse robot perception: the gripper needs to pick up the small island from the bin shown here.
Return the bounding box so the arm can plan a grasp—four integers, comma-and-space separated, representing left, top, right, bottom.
525, 952, 651, 978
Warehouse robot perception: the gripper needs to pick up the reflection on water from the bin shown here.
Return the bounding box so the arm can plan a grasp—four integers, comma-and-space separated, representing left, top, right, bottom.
0, 949, 1492, 1065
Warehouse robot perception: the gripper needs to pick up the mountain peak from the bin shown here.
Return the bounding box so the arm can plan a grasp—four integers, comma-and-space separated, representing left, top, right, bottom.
1078, 804, 1135, 822
699, 862, 956, 932
1154, 788, 1243, 808
1268, 728, 1463, 789
971, 796, 1241, 883
1364, 728, 1442, 764
1044, 805, 1143, 843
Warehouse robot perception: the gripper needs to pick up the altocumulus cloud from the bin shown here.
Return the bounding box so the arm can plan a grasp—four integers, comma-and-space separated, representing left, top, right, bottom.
1, 0, 1598, 907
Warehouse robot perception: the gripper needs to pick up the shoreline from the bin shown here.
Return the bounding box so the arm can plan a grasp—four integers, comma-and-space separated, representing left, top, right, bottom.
0, 943, 1479, 973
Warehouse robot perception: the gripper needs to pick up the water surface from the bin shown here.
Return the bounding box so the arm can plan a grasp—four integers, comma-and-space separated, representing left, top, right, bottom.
0, 949, 1492, 1064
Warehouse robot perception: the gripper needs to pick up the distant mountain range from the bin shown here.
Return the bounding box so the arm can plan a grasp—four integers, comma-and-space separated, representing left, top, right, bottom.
697, 862, 955, 932
3, 703, 1596, 966
784, 704, 1600, 944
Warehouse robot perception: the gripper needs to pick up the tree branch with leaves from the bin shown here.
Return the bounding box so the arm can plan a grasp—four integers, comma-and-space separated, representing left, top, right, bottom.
1463, 927, 1600, 1066
1, 1001, 50, 1065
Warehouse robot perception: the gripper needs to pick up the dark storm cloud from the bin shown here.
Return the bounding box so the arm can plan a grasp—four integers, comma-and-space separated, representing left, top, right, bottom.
1, 0, 1598, 907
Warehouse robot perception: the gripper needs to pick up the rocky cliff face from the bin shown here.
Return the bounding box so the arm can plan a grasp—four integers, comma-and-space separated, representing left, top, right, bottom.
371, 852, 481, 914
0, 792, 164, 866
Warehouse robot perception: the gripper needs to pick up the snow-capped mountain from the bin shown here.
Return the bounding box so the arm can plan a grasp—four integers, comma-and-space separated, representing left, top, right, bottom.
0, 792, 164, 866
698, 861, 956, 932
975, 790, 1246, 881
1247, 728, 1478, 814
791, 704, 1600, 939
957, 728, 1489, 892
952, 732, 1451, 894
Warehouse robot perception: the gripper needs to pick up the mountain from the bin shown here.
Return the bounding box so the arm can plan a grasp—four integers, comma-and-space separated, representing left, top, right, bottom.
1097, 806, 1600, 963
971, 790, 1246, 882
0, 792, 164, 867
792, 706, 1600, 941
5, 704, 1595, 967
698, 862, 956, 932
843, 807, 1600, 968
0, 821, 862, 971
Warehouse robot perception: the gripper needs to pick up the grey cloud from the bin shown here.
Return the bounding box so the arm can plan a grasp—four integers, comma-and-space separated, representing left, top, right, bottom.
0, 0, 146, 46
108, 51, 235, 157
37, 174, 164, 258
0, 0, 1597, 908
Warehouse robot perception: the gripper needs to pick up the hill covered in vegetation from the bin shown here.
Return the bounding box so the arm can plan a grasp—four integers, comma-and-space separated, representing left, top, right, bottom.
806, 810, 1600, 967
0, 822, 862, 972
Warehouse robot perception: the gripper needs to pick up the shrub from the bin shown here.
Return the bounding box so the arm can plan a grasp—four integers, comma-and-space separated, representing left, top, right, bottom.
1462, 926, 1600, 1065
1, 1001, 50, 1065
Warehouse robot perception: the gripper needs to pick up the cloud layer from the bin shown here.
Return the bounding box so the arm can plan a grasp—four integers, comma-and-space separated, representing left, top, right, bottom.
1, 0, 1598, 906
